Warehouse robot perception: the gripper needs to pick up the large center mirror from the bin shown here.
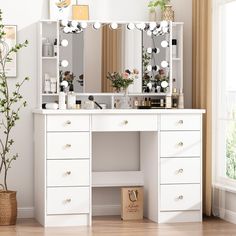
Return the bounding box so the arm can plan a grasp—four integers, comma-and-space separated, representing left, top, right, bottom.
59, 21, 170, 94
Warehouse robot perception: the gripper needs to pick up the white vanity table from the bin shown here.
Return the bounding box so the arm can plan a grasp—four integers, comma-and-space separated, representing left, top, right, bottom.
33, 109, 205, 226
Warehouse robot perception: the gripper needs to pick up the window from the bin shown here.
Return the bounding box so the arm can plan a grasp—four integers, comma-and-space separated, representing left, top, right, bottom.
213, 0, 236, 186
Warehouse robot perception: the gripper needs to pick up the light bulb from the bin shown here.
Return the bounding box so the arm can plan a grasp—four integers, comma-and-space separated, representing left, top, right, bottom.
161, 61, 169, 68
147, 48, 152, 54
136, 22, 146, 30
61, 80, 69, 88
147, 65, 152, 72
147, 30, 152, 37
63, 26, 72, 34
161, 40, 169, 48
161, 80, 169, 88
149, 22, 156, 31
110, 22, 118, 30
61, 20, 68, 27
80, 22, 88, 29
93, 22, 101, 29
61, 60, 69, 68
160, 21, 168, 28
71, 20, 78, 28
127, 23, 135, 30
162, 27, 169, 33
61, 39, 68, 47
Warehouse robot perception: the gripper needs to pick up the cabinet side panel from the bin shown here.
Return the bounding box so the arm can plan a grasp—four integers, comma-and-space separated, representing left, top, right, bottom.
34, 114, 46, 226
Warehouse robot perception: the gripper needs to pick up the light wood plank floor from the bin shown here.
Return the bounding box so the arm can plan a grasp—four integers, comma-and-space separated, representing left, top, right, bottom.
0, 217, 235, 236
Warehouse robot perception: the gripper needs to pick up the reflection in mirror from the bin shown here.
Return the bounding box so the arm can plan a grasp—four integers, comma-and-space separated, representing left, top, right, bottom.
59, 21, 170, 94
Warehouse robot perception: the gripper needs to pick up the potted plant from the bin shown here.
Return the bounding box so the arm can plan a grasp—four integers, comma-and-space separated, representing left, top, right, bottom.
148, 0, 174, 21
0, 10, 29, 225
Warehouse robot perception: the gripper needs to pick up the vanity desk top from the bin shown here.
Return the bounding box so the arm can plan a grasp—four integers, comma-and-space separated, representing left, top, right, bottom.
33, 109, 205, 115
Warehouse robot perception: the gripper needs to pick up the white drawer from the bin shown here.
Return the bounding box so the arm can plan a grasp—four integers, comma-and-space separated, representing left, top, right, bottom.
47, 160, 90, 187
160, 184, 201, 211
47, 115, 90, 132
47, 132, 90, 159
160, 158, 200, 184
92, 115, 158, 132
47, 187, 89, 215
160, 131, 201, 157
161, 114, 201, 131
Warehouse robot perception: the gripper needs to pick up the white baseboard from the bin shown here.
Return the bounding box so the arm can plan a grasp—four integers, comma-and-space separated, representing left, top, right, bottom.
17, 207, 34, 219
92, 204, 120, 216
213, 206, 236, 224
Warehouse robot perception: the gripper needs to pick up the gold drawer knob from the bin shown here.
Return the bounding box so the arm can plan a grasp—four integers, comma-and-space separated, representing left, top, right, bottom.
66, 120, 72, 125
178, 169, 184, 174
66, 171, 71, 176
65, 198, 71, 203
178, 142, 184, 147
178, 195, 184, 200
66, 144, 72, 148
178, 120, 184, 125
124, 120, 129, 125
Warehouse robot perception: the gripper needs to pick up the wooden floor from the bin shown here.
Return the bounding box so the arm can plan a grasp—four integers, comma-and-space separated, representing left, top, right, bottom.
0, 217, 235, 236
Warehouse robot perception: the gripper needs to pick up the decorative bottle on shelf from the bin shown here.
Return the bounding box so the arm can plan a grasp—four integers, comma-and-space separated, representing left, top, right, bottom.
44, 73, 50, 93
59, 86, 66, 110
172, 39, 177, 58
67, 84, 76, 109
53, 39, 57, 57
172, 88, 179, 108
178, 89, 184, 109
42, 38, 53, 57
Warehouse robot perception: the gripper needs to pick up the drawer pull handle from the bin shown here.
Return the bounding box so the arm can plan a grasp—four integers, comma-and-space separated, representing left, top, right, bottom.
66, 144, 72, 148
66, 171, 71, 176
65, 198, 71, 203
178, 195, 184, 200
178, 169, 184, 174
124, 120, 129, 125
66, 120, 72, 125
178, 120, 184, 125
178, 142, 184, 147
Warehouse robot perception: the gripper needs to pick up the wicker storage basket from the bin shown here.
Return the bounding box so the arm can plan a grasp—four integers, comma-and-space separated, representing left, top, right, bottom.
0, 191, 17, 225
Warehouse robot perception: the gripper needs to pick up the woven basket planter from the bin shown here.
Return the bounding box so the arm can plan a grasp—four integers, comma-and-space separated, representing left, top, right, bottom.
0, 191, 17, 225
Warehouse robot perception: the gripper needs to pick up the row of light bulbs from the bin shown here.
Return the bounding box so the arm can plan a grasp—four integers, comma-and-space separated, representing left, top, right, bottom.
61, 20, 169, 35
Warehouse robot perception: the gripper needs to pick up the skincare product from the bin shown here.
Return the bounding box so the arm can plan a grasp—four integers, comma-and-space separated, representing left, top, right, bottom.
50, 77, 57, 93
172, 88, 179, 108
172, 39, 177, 58
76, 100, 81, 109
44, 73, 50, 93
160, 99, 164, 107
53, 39, 57, 56
178, 89, 184, 109
67, 85, 76, 109
165, 95, 172, 109
83, 101, 95, 109
45, 103, 59, 110
42, 38, 53, 57
59, 86, 66, 110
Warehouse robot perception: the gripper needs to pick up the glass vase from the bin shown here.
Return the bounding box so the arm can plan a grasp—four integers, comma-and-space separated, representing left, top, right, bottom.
119, 89, 131, 109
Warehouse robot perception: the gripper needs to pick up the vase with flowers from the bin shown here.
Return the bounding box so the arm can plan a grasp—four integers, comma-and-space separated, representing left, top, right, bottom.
107, 69, 139, 109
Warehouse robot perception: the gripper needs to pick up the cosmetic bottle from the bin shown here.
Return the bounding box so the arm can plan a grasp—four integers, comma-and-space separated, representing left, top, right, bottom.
172, 88, 179, 108
44, 73, 50, 93
76, 100, 81, 110
54, 39, 57, 56
59, 86, 66, 110
67, 84, 76, 109
50, 77, 57, 93
165, 95, 172, 109
43, 38, 53, 57
172, 39, 177, 58
178, 89, 184, 109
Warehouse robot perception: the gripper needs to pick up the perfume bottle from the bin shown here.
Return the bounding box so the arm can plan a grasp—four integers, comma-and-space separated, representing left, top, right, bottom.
67, 84, 76, 109
172, 88, 179, 108
59, 86, 66, 110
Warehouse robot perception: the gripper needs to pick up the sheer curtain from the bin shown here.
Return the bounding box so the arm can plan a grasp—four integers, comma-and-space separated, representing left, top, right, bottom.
192, 0, 212, 216
212, 0, 236, 221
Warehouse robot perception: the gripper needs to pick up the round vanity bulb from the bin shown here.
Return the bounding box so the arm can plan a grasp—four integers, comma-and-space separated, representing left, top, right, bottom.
162, 26, 169, 33
80, 22, 88, 29
161, 80, 169, 88
61, 20, 68, 27
63, 26, 72, 34
93, 22, 101, 29
136, 22, 146, 30
110, 22, 118, 30
61, 60, 69, 68
161, 40, 169, 48
71, 20, 78, 28
61, 39, 69, 47
61, 80, 69, 88
127, 23, 135, 30
149, 22, 157, 31
147, 65, 152, 72
146, 30, 152, 37
161, 61, 169, 68
147, 47, 152, 54
160, 21, 168, 28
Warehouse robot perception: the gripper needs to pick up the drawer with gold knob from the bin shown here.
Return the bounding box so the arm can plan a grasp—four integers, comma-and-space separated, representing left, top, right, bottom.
47, 132, 90, 159
47, 187, 89, 215
92, 114, 158, 132
160, 184, 201, 211
47, 160, 90, 187
160, 158, 200, 184
160, 131, 201, 157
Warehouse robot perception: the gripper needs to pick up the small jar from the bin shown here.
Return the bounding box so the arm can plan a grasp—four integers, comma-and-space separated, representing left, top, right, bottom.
76, 100, 81, 109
